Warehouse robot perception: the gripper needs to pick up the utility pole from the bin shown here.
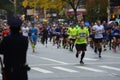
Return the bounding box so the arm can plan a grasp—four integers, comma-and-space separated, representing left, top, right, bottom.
34, 0, 36, 22
44, 8, 47, 19
14, 0, 17, 16
107, 0, 110, 22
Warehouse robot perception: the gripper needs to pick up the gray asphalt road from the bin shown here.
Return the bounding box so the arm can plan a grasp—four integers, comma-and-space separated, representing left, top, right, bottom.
1, 41, 120, 80
27, 41, 120, 80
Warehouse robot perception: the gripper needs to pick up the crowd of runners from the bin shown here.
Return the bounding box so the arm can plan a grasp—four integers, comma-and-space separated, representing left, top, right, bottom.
0, 19, 120, 64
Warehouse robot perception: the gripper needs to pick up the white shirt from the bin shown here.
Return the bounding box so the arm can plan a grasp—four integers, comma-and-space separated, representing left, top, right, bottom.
21, 27, 29, 37
93, 24, 104, 39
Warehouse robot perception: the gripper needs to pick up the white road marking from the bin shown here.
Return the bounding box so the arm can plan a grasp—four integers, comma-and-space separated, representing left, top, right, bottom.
100, 65, 120, 71
30, 62, 120, 67
53, 67, 78, 73
28, 55, 68, 64
32, 67, 53, 73
40, 57, 68, 64
84, 58, 98, 61
104, 56, 120, 59
75, 66, 104, 72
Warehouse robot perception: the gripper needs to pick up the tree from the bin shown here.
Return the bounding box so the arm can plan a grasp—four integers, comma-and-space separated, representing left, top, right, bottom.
85, 0, 108, 22
62, 0, 81, 24
27, 0, 66, 12
0, 0, 24, 16
27, 0, 66, 9
48, 0, 66, 18
110, 0, 120, 6
0, 0, 13, 15
27, 0, 66, 19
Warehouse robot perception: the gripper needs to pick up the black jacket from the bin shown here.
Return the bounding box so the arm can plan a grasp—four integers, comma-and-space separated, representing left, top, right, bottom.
0, 33, 29, 80
0, 33, 28, 66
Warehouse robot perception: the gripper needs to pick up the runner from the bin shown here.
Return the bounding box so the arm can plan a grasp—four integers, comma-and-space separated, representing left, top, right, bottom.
21, 23, 29, 38
75, 21, 89, 64
51, 24, 57, 46
89, 23, 95, 49
29, 22, 38, 53
55, 25, 62, 48
41, 26, 48, 47
92, 20, 104, 58
111, 22, 120, 53
47, 25, 52, 42
102, 21, 108, 51
62, 26, 69, 49
68, 23, 76, 51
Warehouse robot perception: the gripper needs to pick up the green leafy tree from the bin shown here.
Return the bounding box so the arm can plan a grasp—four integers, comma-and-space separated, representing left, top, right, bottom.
27, 0, 66, 19
27, 0, 65, 10
85, 0, 108, 22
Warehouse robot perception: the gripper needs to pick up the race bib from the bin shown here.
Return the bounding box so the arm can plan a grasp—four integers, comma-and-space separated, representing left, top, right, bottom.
71, 35, 75, 39
98, 30, 102, 34
114, 33, 119, 35
32, 33, 35, 35
80, 33, 86, 38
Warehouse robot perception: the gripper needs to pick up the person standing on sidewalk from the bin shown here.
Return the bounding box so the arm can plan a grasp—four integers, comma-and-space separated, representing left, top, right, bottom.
75, 21, 89, 64
0, 17, 29, 80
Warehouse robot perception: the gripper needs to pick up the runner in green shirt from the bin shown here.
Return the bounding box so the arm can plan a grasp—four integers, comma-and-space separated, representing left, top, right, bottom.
68, 23, 77, 51
75, 21, 89, 64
